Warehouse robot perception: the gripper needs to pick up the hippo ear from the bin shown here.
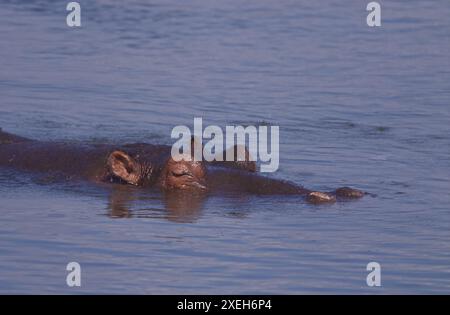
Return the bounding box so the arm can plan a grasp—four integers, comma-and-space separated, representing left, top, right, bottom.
107, 151, 140, 185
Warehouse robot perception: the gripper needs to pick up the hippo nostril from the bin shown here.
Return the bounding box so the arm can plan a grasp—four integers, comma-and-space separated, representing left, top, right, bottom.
171, 171, 191, 178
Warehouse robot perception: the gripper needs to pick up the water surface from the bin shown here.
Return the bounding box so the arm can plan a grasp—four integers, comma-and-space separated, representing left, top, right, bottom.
0, 0, 449, 294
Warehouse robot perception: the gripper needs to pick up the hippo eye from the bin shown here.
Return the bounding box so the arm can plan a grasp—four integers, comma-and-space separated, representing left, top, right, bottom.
171, 170, 191, 177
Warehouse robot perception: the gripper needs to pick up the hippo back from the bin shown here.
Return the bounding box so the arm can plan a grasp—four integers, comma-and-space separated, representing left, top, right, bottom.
0, 128, 31, 145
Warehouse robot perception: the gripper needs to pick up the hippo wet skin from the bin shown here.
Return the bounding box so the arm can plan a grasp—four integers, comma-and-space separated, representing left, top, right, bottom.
0, 129, 365, 204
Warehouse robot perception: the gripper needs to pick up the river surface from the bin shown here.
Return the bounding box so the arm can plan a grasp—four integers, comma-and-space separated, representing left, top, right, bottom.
0, 0, 449, 294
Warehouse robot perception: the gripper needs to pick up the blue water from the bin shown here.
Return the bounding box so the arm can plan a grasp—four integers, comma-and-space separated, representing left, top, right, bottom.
0, 0, 449, 294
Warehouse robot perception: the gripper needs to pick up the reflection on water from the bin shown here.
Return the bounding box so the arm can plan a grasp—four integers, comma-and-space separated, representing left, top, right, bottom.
107, 185, 135, 219
107, 184, 206, 223
162, 190, 206, 223
0, 0, 449, 294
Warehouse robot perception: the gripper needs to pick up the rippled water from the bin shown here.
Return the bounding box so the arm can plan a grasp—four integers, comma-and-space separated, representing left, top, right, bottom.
0, 0, 449, 294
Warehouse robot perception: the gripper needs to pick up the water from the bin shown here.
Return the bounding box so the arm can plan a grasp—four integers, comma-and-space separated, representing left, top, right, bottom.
0, 0, 449, 294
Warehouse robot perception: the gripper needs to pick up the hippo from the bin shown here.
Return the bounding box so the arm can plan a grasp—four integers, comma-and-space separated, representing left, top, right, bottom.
0, 128, 365, 204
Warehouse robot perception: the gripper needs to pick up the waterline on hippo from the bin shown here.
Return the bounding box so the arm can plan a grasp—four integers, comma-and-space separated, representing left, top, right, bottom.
0, 128, 366, 204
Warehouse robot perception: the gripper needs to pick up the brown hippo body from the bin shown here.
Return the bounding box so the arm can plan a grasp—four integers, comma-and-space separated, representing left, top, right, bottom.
0, 141, 111, 180
0, 129, 365, 203
0, 138, 169, 186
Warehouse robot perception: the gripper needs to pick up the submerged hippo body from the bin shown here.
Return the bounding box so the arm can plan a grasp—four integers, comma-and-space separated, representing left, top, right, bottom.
0, 131, 169, 186
0, 129, 365, 203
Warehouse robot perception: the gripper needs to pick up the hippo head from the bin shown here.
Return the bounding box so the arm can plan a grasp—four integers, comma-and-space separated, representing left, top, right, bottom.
159, 154, 207, 191
107, 151, 207, 191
